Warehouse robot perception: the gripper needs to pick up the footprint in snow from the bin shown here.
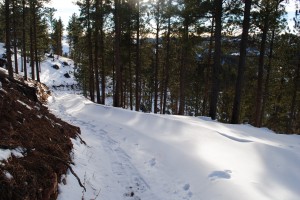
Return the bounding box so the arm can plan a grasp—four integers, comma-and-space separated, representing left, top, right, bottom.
149, 158, 156, 167
208, 170, 232, 181
182, 184, 193, 199
183, 183, 190, 191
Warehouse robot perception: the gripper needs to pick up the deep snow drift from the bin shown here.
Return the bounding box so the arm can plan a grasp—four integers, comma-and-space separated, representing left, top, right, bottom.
1, 45, 300, 199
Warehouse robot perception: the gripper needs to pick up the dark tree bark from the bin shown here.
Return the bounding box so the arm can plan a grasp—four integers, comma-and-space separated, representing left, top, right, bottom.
5, 0, 13, 79
162, 0, 171, 115
33, 2, 40, 82
209, 0, 222, 120
154, 1, 160, 114
135, 0, 141, 111
231, 0, 252, 124
87, 0, 95, 102
114, 0, 122, 107
12, 0, 18, 74
260, 29, 275, 127
100, 0, 106, 105
254, 10, 270, 127
128, 1, 133, 110
202, 17, 214, 116
178, 19, 189, 115
22, 0, 27, 80
94, 0, 101, 104
29, 11, 35, 80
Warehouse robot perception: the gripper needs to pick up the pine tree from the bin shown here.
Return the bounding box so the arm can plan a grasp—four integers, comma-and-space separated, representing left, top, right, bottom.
94, 0, 101, 104
22, 0, 27, 80
162, 0, 172, 114
209, 0, 222, 120
52, 18, 63, 56
5, 0, 13, 79
231, 0, 252, 124
135, 0, 141, 111
114, 0, 121, 107
67, 13, 82, 60
153, 0, 163, 114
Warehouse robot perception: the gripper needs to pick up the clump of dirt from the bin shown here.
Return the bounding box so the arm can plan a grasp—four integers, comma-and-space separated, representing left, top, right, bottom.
0, 70, 81, 200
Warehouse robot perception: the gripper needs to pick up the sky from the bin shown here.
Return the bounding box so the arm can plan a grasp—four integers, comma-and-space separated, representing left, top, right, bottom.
47, 0, 297, 33
45, 0, 79, 27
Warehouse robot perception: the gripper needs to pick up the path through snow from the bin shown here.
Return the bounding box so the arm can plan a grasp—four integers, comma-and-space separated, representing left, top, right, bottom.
49, 93, 161, 200
48, 92, 300, 200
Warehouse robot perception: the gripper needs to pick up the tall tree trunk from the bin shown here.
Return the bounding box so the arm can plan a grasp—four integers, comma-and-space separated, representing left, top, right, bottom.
94, 0, 101, 104
114, 0, 122, 107
154, 1, 160, 113
87, 0, 95, 102
128, 1, 133, 110
22, 0, 27, 80
254, 10, 270, 127
30, 15, 35, 80
5, 0, 13, 79
231, 0, 252, 124
178, 20, 188, 115
12, 0, 18, 74
33, 2, 40, 82
202, 16, 214, 116
163, 0, 171, 114
209, 0, 222, 120
260, 29, 275, 127
135, 0, 141, 111
100, 0, 106, 105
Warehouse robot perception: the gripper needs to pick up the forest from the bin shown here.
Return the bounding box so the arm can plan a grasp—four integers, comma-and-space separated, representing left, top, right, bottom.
0, 0, 299, 134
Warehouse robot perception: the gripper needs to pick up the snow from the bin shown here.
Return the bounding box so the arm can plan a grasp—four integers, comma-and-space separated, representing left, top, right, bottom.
3, 171, 13, 180
1, 44, 300, 200
17, 100, 32, 110
0, 147, 25, 162
40, 56, 76, 87
48, 91, 300, 200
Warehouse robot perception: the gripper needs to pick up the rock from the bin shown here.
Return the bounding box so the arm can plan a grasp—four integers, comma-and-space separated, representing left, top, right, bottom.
52, 64, 59, 70
64, 73, 70, 78
62, 61, 69, 66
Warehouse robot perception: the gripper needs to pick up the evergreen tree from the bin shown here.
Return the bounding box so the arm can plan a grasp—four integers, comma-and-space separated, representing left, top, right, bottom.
231, 0, 252, 124
52, 18, 64, 56
209, 0, 222, 120
22, 0, 28, 80
67, 13, 82, 60
5, 0, 13, 79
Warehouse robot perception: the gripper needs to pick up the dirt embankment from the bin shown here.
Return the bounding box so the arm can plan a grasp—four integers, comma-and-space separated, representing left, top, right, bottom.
0, 70, 81, 200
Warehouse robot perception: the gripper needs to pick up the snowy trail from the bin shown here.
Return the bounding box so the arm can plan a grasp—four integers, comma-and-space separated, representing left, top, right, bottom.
49, 93, 160, 200
48, 92, 300, 200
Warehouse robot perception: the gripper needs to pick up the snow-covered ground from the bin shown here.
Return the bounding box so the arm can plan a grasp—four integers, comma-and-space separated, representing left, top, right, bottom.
1, 46, 300, 199
48, 92, 300, 200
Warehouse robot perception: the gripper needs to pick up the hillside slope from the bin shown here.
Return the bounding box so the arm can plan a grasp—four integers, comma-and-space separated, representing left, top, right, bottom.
0, 69, 80, 199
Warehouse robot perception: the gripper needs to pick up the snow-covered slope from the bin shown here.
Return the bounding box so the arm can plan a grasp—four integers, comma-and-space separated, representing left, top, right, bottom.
48, 93, 300, 200
0, 43, 77, 88
1, 45, 300, 200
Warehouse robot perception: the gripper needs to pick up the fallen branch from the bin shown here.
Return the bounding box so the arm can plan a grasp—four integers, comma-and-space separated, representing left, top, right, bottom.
42, 153, 86, 191
68, 164, 86, 192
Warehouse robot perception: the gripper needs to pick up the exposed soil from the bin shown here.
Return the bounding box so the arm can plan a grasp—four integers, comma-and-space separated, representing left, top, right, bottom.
0, 70, 81, 200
